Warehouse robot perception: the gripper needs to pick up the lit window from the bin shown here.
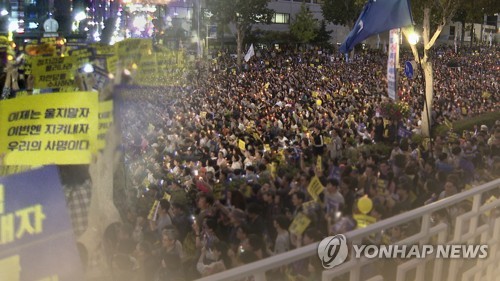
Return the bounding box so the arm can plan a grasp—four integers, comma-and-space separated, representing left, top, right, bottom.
272, 13, 290, 24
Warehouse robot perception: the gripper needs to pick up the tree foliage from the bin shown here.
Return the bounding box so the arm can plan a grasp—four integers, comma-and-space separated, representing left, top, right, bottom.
206, 0, 274, 65
290, 3, 319, 43
322, 0, 365, 27
453, 0, 499, 43
313, 20, 333, 46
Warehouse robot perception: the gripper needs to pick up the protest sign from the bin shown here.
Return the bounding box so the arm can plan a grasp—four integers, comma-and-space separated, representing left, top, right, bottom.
289, 212, 311, 236
97, 100, 113, 150
0, 92, 99, 165
307, 176, 324, 202
238, 139, 246, 151
0, 166, 85, 281
31, 56, 79, 89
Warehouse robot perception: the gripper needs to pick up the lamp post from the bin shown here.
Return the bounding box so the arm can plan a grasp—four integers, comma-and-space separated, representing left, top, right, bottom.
407, 32, 433, 153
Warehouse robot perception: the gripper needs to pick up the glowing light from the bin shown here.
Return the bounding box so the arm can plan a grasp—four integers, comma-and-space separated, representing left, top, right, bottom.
132, 15, 148, 31
0, 9, 8, 16
75, 11, 86, 22
8, 21, 18, 32
82, 63, 94, 73
408, 33, 420, 45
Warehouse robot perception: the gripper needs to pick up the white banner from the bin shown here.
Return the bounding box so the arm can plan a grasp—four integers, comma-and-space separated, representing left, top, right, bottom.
387, 29, 400, 100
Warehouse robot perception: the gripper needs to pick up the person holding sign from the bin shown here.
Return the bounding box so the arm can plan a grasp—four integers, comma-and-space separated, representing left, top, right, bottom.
149, 199, 173, 239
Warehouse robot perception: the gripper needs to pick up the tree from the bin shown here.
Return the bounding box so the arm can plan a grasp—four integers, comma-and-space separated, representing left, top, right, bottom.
313, 20, 333, 47
290, 3, 319, 44
453, 0, 498, 45
402, 0, 461, 137
322, 0, 365, 27
206, 0, 274, 66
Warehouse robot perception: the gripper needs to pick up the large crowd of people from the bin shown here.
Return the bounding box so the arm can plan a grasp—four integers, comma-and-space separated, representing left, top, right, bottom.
106, 45, 499, 281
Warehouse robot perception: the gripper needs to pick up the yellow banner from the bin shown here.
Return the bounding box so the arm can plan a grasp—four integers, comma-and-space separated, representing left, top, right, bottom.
93, 44, 116, 56
106, 55, 118, 74
32, 56, 78, 89
264, 144, 271, 152
135, 53, 158, 85
289, 212, 311, 236
238, 139, 246, 151
307, 176, 324, 202
97, 100, 113, 150
116, 38, 152, 67
116, 39, 152, 57
0, 92, 99, 165
316, 156, 322, 173
70, 48, 92, 64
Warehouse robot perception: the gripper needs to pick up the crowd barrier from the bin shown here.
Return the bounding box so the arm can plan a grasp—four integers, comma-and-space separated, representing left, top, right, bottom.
196, 178, 500, 281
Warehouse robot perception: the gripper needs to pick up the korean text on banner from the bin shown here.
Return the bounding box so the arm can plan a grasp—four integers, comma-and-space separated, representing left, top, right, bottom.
97, 100, 113, 150
31, 56, 79, 89
340, 0, 412, 54
307, 176, 324, 202
0, 166, 85, 281
387, 28, 400, 100
0, 92, 99, 165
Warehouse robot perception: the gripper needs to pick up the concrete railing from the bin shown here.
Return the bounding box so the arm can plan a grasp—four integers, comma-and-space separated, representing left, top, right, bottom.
196, 178, 500, 281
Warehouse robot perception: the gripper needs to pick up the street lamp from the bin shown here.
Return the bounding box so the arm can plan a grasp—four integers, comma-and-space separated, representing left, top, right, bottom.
408, 32, 419, 46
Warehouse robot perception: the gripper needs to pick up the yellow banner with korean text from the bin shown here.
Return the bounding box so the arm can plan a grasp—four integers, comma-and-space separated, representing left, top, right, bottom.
134, 53, 158, 84
307, 176, 324, 202
289, 212, 311, 236
31, 56, 79, 89
97, 100, 113, 150
0, 92, 99, 165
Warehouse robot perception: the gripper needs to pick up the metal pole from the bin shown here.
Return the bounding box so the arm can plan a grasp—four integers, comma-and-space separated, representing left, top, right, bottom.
197, 0, 201, 58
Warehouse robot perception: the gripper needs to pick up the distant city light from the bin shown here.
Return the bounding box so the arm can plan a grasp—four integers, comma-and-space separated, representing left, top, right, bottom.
82, 63, 94, 73
8, 21, 19, 32
132, 15, 148, 30
75, 11, 86, 22
0, 9, 8, 16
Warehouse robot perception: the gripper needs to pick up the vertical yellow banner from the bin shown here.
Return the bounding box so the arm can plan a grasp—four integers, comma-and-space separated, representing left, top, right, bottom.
97, 100, 113, 150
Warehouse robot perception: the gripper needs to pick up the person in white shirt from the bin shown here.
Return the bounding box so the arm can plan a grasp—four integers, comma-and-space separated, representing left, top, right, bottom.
230, 154, 242, 171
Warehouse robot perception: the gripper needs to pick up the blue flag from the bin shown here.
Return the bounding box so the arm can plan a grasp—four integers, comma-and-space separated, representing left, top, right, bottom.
340, 0, 413, 53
